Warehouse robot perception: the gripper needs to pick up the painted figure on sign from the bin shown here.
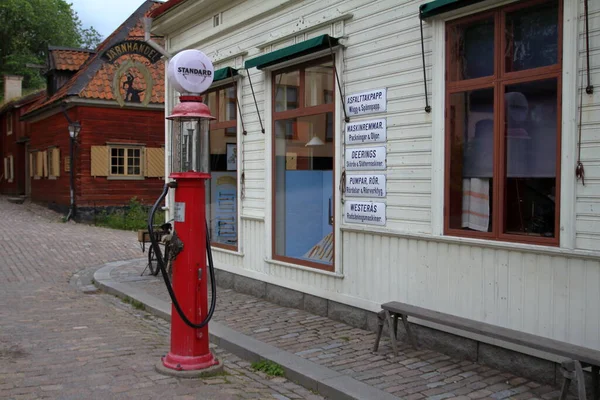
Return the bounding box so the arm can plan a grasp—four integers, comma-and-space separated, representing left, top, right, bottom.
123, 72, 144, 103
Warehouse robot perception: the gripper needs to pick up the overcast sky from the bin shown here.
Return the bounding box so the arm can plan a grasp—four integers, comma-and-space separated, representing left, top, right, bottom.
70, 0, 161, 39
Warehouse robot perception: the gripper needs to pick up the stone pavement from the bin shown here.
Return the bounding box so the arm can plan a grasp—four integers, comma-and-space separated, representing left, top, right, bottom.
0, 197, 324, 399
109, 259, 569, 400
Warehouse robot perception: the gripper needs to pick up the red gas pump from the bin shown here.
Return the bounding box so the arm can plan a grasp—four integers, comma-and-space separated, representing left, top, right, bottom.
148, 49, 222, 377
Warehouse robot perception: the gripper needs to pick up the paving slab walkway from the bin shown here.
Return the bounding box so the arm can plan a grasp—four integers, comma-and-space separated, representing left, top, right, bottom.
104, 258, 568, 400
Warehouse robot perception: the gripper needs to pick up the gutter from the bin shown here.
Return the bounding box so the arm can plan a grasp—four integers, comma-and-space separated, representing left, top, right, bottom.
143, 17, 171, 59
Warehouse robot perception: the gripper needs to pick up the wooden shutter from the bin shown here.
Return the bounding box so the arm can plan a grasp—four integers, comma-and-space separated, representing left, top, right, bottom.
29, 153, 33, 178
52, 148, 60, 177
42, 151, 48, 177
90, 146, 109, 177
36, 152, 43, 177
145, 147, 165, 178
3, 158, 7, 180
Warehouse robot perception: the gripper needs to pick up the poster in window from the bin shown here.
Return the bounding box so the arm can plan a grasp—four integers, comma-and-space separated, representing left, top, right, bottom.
226, 143, 237, 171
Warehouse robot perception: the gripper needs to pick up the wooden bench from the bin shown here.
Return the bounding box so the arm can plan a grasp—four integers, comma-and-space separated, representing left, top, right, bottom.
373, 301, 600, 400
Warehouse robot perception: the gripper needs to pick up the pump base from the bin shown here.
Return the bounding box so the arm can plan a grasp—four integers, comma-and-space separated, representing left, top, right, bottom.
156, 354, 223, 378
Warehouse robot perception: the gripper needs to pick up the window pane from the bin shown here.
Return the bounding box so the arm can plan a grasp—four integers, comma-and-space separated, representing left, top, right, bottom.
208, 127, 238, 247
274, 113, 334, 265
505, 1, 559, 72
274, 70, 299, 112
448, 88, 494, 232
206, 91, 217, 118
504, 79, 557, 237
448, 17, 494, 81
218, 86, 236, 121
305, 61, 334, 107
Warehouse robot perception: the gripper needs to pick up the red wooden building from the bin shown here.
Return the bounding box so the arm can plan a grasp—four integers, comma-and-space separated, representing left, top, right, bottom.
0, 76, 44, 197
21, 0, 165, 218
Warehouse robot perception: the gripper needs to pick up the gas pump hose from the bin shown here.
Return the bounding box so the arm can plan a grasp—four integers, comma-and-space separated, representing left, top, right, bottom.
148, 183, 217, 329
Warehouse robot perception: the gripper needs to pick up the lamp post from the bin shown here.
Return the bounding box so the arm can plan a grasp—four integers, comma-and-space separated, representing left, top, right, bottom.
67, 122, 81, 221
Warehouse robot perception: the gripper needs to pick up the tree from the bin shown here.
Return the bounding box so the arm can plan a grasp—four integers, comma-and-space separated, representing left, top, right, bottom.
0, 0, 103, 96
80, 26, 103, 51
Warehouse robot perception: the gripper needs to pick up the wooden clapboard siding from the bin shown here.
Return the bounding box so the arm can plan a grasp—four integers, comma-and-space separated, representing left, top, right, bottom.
28, 111, 73, 205
28, 106, 165, 207
575, 0, 600, 250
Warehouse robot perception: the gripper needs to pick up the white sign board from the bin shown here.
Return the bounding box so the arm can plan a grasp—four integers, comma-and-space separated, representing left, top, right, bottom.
167, 49, 214, 94
345, 146, 386, 170
174, 202, 186, 222
346, 119, 387, 145
346, 174, 386, 198
345, 89, 387, 116
344, 201, 386, 226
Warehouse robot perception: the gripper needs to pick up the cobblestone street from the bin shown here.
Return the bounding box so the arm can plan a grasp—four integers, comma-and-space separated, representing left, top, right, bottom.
0, 198, 323, 399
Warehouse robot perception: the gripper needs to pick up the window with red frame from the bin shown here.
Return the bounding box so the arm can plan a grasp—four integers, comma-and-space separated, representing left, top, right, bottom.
445, 0, 562, 245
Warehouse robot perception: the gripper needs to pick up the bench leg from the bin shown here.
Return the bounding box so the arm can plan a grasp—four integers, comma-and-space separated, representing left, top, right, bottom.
393, 313, 399, 339
574, 360, 587, 400
372, 311, 385, 352
385, 310, 399, 356
400, 313, 418, 349
560, 376, 572, 400
593, 366, 599, 400
559, 362, 574, 400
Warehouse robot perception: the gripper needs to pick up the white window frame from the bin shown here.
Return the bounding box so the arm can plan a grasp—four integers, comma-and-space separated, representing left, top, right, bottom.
429, 0, 579, 250
8, 155, 13, 182
6, 112, 12, 136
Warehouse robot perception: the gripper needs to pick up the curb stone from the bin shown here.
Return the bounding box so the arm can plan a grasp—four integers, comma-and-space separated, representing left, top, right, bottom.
91, 262, 400, 400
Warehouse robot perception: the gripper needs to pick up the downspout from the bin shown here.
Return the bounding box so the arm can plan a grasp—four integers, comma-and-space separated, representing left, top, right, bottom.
143, 17, 172, 60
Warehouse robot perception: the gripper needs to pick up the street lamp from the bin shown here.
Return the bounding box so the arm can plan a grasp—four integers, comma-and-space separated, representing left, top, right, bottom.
67, 121, 81, 221
68, 121, 81, 138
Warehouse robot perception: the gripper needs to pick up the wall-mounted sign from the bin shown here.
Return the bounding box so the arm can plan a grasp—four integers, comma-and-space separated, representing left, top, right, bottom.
102, 40, 162, 64
345, 146, 386, 170
344, 201, 386, 226
112, 60, 153, 107
167, 49, 214, 94
346, 174, 386, 198
345, 119, 387, 145
345, 89, 387, 116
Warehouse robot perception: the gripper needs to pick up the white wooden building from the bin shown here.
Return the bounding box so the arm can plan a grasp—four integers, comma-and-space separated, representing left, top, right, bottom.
151, 0, 600, 366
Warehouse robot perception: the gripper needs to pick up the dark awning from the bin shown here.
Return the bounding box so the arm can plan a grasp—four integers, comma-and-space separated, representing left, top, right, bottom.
420, 0, 486, 19
245, 34, 339, 70
213, 67, 239, 83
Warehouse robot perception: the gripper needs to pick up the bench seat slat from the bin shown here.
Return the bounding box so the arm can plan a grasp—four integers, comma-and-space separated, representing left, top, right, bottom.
382, 301, 600, 367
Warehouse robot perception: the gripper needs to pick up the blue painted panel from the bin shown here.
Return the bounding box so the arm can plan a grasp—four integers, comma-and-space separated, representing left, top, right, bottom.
284, 171, 332, 259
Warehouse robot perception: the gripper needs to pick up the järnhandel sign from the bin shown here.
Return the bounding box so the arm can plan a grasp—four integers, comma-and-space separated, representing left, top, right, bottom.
102, 40, 163, 64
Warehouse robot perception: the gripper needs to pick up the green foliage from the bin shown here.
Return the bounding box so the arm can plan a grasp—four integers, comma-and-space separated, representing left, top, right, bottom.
79, 26, 102, 51
0, 0, 104, 94
130, 299, 145, 311
96, 197, 165, 231
251, 360, 285, 377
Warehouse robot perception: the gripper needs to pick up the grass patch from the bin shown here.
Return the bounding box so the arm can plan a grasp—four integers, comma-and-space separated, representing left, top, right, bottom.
131, 299, 145, 311
339, 336, 350, 342
95, 197, 165, 231
251, 360, 284, 377
120, 295, 145, 311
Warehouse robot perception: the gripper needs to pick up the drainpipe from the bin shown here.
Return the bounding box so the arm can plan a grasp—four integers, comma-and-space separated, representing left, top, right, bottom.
143, 17, 172, 60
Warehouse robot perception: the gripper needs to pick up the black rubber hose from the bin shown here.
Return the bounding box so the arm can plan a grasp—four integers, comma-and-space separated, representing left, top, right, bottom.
148, 183, 217, 329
